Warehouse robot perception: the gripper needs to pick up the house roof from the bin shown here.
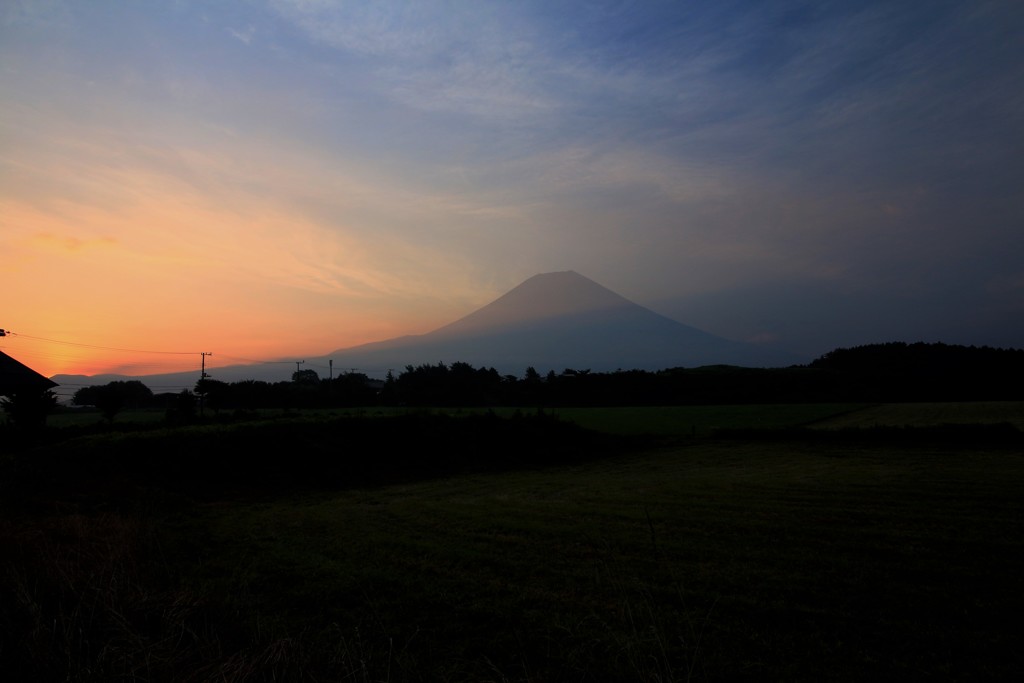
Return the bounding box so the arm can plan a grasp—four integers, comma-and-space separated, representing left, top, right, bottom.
0, 350, 59, 396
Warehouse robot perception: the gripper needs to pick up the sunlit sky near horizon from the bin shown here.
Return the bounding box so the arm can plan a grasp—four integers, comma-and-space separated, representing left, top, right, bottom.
3, 0, 1023, 380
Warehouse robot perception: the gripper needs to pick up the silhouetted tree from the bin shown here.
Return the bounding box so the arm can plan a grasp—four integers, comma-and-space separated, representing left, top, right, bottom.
195, 378, 230, 414
292, 368, 320, 385
69, 380, 154, 424
73, 380, 154, 411
165, 389, 197, 425
286, 369, 321, 408
380, 369, 398, 406
95, 385, 127, 423
329, 371, 377, 406
228, 379, 278, 410
1, 388, 58, 429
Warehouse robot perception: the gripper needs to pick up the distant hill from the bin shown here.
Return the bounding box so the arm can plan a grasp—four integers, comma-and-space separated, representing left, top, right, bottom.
51, 271, 802, 390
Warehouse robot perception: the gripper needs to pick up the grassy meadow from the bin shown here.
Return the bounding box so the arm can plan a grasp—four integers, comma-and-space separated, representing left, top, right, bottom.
2, 403, 1022, 681
45, 400, 1023, 434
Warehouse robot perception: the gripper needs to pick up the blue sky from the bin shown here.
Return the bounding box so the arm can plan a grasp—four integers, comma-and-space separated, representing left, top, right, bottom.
3, 0, 1023, 376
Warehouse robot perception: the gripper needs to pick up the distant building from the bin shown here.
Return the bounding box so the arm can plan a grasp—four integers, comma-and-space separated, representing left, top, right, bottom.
0, 350, 59, 397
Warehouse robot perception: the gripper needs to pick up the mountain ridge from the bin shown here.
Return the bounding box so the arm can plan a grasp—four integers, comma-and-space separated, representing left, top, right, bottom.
315, 270, 796, 374
51, 271, 803, 390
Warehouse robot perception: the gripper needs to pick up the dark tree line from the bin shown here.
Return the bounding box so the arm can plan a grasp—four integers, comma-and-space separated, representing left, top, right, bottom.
63, 342, 1024, 421
806, 341, 1024, 401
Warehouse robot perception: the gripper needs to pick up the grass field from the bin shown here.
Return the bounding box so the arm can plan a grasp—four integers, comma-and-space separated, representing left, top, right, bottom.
538, 403, 869, 436
47, 401, 1024, 435
3, 403, 1023, 681
167, 442, 1023, 681
808, 401, 1024, 430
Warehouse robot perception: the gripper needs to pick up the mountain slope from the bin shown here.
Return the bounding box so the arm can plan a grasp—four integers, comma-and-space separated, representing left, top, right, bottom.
51, 271, 801, 390
317, 271, 798, 375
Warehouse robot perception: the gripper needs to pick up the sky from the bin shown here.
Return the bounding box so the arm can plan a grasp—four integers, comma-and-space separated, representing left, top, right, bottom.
3, 0, 1023, 383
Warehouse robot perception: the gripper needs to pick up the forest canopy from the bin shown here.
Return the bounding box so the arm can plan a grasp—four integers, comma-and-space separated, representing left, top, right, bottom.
65, 342, 1023, 412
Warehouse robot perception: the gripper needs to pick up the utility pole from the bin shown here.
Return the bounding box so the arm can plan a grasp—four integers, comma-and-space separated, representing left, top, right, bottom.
329, 359, 333, 380
294, 360, 305, 376
200, 352, 212, 417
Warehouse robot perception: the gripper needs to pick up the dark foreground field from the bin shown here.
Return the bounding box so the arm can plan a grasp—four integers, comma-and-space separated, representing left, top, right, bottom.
2, 405, 1023, 682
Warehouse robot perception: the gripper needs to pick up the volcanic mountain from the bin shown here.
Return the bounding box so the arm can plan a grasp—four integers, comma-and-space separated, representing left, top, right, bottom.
309, 271, 797, 376
51, 271, 799, 391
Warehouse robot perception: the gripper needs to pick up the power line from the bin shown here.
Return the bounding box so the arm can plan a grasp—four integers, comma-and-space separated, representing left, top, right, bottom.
214, 354, 293, 365
7, 333, 201, 356
5, 329, 343, 377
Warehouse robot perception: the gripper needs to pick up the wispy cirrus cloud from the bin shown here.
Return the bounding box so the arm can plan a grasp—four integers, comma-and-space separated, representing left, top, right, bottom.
268, 0, 561, 122
227, 24, 256, 45
3, 0, 1023, 377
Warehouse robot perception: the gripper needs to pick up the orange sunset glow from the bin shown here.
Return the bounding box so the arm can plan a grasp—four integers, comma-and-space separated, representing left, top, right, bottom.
3, 1, 1022, 394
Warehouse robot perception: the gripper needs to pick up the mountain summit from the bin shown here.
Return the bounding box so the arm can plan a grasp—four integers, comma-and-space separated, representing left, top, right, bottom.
430, 271, 642, 336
